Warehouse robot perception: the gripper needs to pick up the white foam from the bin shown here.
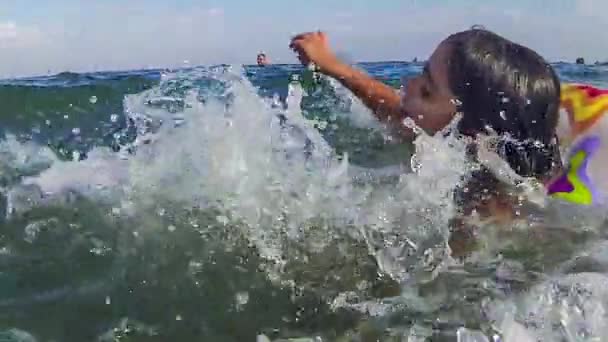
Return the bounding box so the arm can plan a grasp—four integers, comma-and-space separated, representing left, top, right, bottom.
127, 68, 473, 281
11, 66, 604, 341
7, 68, 460, 287
1, 66, 470, 282
325, 76, 384, 130
21, 148, 129, 197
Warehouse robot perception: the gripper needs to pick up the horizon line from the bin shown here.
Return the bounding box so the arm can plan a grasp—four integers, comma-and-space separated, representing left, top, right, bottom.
3, 59, 607, 82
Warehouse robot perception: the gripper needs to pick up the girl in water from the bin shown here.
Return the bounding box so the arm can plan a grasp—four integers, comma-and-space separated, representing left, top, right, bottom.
290, 28, 562, 227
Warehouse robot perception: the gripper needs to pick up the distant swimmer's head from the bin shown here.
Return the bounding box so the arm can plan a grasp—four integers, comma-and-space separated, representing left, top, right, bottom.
257, 52, 269, 66
401, 27, 561, 179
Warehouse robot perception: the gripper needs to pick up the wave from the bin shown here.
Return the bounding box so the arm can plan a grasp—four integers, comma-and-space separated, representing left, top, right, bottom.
1, 63, 608, 341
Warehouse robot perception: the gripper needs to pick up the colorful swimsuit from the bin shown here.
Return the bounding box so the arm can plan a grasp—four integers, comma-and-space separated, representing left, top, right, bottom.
546, 84, 608, 205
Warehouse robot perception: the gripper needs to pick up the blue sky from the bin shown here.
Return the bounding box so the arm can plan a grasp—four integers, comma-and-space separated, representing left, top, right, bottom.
0, 0, 606, 77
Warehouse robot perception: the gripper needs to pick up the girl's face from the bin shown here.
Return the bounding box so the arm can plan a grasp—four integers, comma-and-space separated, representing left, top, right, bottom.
400, 41, 459, 134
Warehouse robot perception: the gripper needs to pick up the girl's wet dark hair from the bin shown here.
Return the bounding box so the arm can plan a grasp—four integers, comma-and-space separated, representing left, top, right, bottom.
446, 28, 561, 178
445, 28, 562, 208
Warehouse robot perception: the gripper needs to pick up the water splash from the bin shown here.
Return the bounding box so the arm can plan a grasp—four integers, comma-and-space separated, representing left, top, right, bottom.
1, 66, 470, 286
4, 65, 608, 341
119, 67, 474, 287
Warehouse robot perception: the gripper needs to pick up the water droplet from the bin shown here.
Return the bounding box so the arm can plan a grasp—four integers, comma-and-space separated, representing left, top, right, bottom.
257, 335, 271, 342
216, 215, 229, 225
235, 291, 249, 310
110, 114, 119, 123
450, 98, 462, 106
105, 296, 111, 305
501, 97, 510, 103
24, 222, 42, 243
63, 115, 69, 120
168, 225, 176, 232
499, 110, 507, 120
402, 117, 421, 133
45, 120, 51, 126
72, 127, 81, 135
315, 120, 328, 130
72, 151, 81, 161
175, 315, 183, 321
89, 96, 98, 104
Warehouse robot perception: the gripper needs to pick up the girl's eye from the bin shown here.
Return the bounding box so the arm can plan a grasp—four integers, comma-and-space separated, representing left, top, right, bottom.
421, 86, 431, 98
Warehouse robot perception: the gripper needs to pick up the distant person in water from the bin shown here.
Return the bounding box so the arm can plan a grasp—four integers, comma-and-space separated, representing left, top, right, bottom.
290, 28, 563, 253
576, 57, 585, 65
257, 52, 269, 66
